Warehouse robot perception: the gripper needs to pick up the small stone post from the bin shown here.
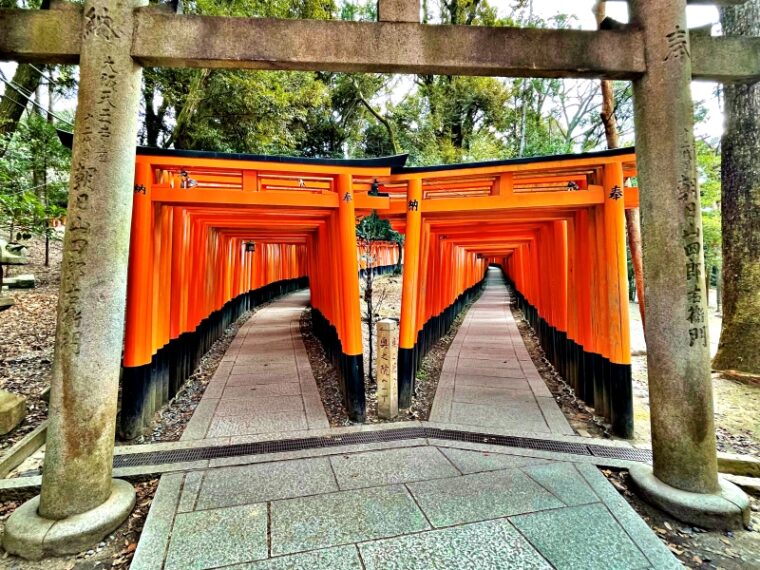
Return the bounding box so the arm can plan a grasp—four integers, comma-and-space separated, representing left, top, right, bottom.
628, 0, 749, 528
376, 318, 399, 419
3, 0, 146, 559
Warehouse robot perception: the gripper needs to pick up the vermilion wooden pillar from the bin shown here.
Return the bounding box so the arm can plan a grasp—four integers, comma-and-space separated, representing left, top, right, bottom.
603, 162, 633, 438
398, 178, 422, 407
337, 173, 366, 421
120, 161, 154, 439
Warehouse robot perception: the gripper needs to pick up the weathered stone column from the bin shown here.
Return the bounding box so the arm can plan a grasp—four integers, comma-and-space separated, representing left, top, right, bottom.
628, 0, 749, 529
3, 0, 146, 558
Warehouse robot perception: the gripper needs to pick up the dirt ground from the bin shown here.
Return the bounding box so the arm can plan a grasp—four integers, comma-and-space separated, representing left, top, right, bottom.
632, 355, 760, 458
0, 478, 158, 570
302, 271, 480, 425
0, 238, 62, 453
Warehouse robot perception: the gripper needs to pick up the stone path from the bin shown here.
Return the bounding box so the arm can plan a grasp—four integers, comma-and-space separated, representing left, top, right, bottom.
181, 290, 329, 441
131, 434, 680, 570
430, 268, 574, 435
131, 277, 681, 570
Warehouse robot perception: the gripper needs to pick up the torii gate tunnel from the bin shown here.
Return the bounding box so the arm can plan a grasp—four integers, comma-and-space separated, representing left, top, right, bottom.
119, 145, 639, 440
2, 0, 755, 556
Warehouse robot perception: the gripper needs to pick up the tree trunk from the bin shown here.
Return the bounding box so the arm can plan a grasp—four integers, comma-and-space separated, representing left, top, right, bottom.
167, 69, 211, 149
595, 1, 646, 326
713, 1, 760, 374
0, 64, 42, 156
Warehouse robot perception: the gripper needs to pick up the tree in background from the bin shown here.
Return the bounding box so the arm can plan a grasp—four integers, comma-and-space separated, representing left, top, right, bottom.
713, 0, 760, 375
0, 113, 70, 250
356, 211, 401, 383
593, 1, 645, 323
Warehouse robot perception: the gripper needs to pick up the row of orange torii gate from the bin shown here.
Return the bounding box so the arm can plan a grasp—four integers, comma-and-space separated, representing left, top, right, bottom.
119, 144, 639, 439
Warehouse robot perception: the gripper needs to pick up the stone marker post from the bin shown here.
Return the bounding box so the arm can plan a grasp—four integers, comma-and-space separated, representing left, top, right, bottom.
376, 318, 399, 419
628, 0, 749, 528
3, 0, 147, 559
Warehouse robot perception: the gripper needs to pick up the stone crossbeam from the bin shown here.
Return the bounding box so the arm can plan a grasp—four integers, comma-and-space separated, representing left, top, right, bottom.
1, 8, 758, 82
691, 35, 760, 82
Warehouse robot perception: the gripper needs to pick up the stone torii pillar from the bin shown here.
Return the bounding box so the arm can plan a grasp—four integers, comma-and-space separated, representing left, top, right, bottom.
628, 0, 749, 529
3, 0, 147, 559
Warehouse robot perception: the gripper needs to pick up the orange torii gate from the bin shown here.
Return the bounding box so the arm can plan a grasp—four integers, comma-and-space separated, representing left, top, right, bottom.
117, 144, 637, 438
119, 147, 403, 437
381, 147, 638, 437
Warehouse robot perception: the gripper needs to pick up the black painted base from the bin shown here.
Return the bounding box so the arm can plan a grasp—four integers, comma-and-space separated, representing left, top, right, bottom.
311, 308, 366, 422
119, 276, 309, 440
502, 270, 633, 438
397, 275, 487, 408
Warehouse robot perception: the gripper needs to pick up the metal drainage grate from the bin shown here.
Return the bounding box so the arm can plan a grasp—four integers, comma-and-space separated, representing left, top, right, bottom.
588, 444, 653, 462
425, 428, 593, 455
111, 426, 650, 470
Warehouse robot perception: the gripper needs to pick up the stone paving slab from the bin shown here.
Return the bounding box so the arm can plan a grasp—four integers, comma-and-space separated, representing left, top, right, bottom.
206, 410, 309, 438
165, 503, 268, 570
510, 503, 651, 570
449, 401, 551, 433
221, 383, 302, 400
181, 290, 329, 441
329, 446, 460, 490
407, 468, 565, 527
130, 473, 183, 570
359, 518, 553, 570
270, 485, 430, 556
196, 457, 338, 510
439, 446, 555, 474
230, 546, 363, 569
521, 461, 600, 506
131, 440, 680, 570
214, 395, 304, 416
453, 385, 537, 404
430, 268, 573, 435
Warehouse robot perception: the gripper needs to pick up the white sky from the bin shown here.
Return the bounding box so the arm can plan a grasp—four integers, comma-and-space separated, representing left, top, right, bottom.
517, 0, 723, 138
0, 1, 724, 142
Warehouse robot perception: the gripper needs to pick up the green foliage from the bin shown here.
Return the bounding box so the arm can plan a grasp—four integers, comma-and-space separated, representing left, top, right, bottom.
356, 211, 401, 244
696, 137, 722, 275
139, 0, 636, 166
0, 113, 70, 241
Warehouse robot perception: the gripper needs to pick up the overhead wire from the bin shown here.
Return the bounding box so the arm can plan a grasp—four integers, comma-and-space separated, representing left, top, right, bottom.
0, 74, 74, 128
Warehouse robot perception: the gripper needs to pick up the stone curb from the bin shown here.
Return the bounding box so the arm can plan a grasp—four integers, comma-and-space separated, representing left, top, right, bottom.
0, 420, 48, 478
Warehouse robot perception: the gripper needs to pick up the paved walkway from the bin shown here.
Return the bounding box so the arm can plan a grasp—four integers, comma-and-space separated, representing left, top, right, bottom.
130, 277, 680, 569
430, 268, 574, 435
131, 434, 680, 570
181, 290, 329, 441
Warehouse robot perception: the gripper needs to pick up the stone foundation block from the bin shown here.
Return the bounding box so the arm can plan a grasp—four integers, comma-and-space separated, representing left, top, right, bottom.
0, 389, 26, 435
